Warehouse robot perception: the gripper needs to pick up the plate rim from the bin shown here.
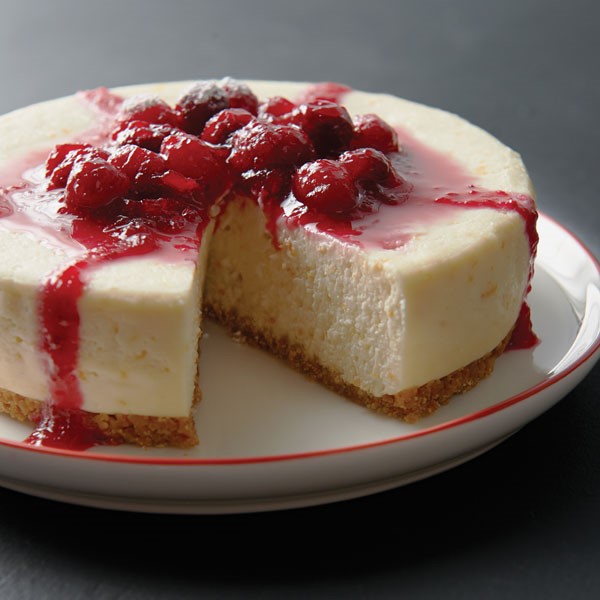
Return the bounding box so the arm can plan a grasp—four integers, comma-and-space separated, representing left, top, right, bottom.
0, 434, 515, 513
0, 211, 598, 467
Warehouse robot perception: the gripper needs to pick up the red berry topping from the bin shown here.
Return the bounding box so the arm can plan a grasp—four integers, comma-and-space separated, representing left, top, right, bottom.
292, 159, 358, 215
118, 94, 181, 126
46, 144, 109, 189
108, 144, 168, 192
161, 133, 229, 199
220, 78, 259, 114
136, 198, 193, 233
228, 122, 315, 171
291, 100, 354, 158
46, 144, 88, 178
175, 82, 229, 135
258, 96, 297, 119
161, 134, 220, 178
340, 149, 408, 205
159, 170, 200, 195
111, 120, 176, 152
340, 148, 398, 183
351, 114, 399, 153
64, 158, 129, 211
200, 109, 255, 144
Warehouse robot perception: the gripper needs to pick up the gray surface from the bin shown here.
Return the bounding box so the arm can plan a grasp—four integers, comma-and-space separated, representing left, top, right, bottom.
0, 0, 598, 598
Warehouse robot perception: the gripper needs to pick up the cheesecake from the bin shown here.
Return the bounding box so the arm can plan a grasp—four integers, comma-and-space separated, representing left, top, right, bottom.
0, 80, 537, 449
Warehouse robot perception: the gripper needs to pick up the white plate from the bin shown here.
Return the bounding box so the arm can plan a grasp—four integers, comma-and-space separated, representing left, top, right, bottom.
0, 213, 598, 513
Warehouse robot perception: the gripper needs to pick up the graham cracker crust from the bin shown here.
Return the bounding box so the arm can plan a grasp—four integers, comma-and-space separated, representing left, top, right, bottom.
206, 304, 512, 423
0, 387, 199, 449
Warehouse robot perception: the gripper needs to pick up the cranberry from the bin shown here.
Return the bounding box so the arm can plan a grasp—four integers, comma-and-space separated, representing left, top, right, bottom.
200, 109, 255, 144
228, 122, 315, 172
351, 114, 399, 153
292, 160, 358, 215
291, 100, 354, 157
118, 94, 180, 126
64, 158, 129, 211
220, 78, 259, 114
46, 144, 109, 189
111, 120, 176, 152
258, 96, 297, 119
175, 82, 229, 135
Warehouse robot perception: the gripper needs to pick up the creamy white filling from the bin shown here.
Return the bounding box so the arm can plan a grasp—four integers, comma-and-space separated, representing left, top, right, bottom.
207, 199, 529, 397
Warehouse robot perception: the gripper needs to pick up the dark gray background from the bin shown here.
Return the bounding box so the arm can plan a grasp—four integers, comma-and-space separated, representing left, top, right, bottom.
0, 0, 598, 598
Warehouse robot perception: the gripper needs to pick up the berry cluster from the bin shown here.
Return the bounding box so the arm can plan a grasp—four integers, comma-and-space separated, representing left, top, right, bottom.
45, 79, 407, 228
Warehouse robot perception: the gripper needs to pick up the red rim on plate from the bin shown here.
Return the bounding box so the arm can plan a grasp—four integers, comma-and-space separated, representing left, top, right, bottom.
0, 212, 598, 465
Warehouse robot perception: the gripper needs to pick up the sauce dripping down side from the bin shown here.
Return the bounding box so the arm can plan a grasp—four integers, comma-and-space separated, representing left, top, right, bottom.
1, 89, 213, 449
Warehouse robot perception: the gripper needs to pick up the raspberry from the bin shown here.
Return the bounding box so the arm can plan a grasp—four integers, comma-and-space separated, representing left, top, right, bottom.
46, 144, 109, 189
161, 133, 229, 199
291, 100, 354, 157
64, 158, 129, 211
159, 170, 200, 195
175, 82, 229, 135
111, 120, 177, 152
351, 114, 399, 153
340, 149, 407, 205
258, 96, 297, 120
220, 78, 259, 114
46, 144, 89, 179
161, 134, 221, 178
292, 159, 358, 215
200, 109, 255, 144
118, 94, 181, 126
340, 148, 397, 183
108, 145, 168, 195
228, 122, 315, 172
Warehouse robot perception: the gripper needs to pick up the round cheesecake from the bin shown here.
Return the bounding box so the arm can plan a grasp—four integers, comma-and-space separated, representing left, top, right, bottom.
0, 80, 537, 448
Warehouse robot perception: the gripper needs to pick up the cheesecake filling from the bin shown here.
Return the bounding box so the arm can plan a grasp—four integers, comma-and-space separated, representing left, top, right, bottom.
0, 80, 538, 449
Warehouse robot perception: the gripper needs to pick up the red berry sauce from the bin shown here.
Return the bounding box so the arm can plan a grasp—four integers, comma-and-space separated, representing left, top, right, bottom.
0, 79, 539, 450
25, 404, 114, 450
295, 82, 352, 104
506, 302, 539, 351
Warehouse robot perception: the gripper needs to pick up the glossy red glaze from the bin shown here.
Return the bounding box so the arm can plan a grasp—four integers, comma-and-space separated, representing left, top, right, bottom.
506, 302, 540, 351
296, 82, 352, 104
25, 404, 114, 450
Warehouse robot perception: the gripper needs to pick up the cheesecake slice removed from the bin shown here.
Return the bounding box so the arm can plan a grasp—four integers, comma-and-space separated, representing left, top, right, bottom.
0, 80, 537, 449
